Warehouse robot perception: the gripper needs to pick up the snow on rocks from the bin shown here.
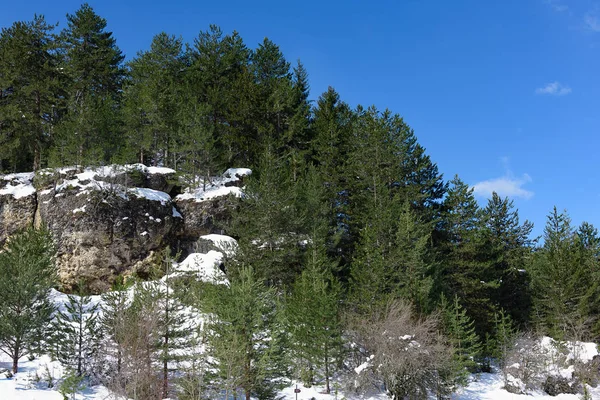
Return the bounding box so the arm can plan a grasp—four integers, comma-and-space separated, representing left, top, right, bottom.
0, 172, 36, 199
200, 234, 238, 255
174, 250, 227, 284
176, 167, 251, 203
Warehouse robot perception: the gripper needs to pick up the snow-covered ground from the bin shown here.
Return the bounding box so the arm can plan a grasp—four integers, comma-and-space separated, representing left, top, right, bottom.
1, 218, 599, 399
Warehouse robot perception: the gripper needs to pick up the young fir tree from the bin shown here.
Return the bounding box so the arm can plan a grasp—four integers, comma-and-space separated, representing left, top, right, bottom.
54, 3, 124, 166
98, 278, 130, 383
575, 222, 600, 338
439, 294, 482, 388
0, 15, 63, 171
530, 207, 587, 339
251, 37, 293, 154
202, 265, 286, 400
285, 236, 342, 393
310, 88, 354, 266
155, 247, 195, 399
51, 283, 101, 377
0, 228, 56, 374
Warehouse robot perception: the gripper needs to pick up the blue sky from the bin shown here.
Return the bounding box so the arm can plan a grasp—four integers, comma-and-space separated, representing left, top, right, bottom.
2, 0, 599, 239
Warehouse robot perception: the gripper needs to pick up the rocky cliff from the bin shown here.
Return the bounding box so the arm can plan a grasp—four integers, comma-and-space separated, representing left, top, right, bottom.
0, 165, 250, 292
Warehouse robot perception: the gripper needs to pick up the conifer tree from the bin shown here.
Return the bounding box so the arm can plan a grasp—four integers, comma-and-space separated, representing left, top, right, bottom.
51, 285, 101, 377
285, 236, 342, 393
481, 192, 534, 328
155, 247, 195, 399
202, 265, 286, 400
284, 60, 313, 180
574, 222, 600, 337
54, 3, 124, 166
0, 15, 63, 171
123, 32, 187, 166
189, 26, 254, 166
310, 87, 353, 265
391, 201, 435, 314
439, 176, 495, 336
0, 228, 56, 374
530, 207, 587, 339
251, 37, 293, 153
229, 150, 305, 287
98, 278, 129, 382
439, 294, 482, 387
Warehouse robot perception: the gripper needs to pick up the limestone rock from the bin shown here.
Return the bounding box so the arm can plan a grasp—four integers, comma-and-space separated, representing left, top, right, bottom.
0, 172, 36, 244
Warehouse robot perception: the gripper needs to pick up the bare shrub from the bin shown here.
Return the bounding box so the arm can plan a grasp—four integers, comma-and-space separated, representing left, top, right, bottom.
502, 333, 549, 393
347, 300, 453, 400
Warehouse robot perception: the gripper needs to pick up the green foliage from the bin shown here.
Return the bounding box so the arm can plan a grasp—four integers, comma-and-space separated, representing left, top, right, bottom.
439, 176, 496, 336
285, 237, 342, 393
58, 369, 85, 400
123, 32, 187, 167
0, 227, 56, 373
530, 208, 599, 340
482, 192, 534, 328
52, 3, 125, 166
229, 150, 305, 287
439, 294, 482, 387
51, 284, 101, 377
0, 15, 64, 171
201, 266, 286, 400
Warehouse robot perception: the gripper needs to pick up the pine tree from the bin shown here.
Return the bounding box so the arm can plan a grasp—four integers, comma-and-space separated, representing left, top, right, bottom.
229, 150, 305, 287
202, 265, 286, 400
51, 284, 101, 377
439, 294, 482, 387
439, 176, 495, 336
98, 278, 130, 384
0, 15, 63, 171
285, 236, 342, 393
481, 192, 534, 328
156, 247, 195, 399
574, 222, 600, 337
391, 201, 435, 314
530, 207, 588, 339
251, 37, 293, 154
0, 227, 56, 374
54, 3, 124, 166
310, 88, 353, 267
284, 60, 313, 181
189, 25, 254, 167
123, 32, 187, 166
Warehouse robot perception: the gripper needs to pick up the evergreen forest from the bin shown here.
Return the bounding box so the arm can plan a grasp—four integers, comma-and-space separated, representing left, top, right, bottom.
1, 4, 600, 400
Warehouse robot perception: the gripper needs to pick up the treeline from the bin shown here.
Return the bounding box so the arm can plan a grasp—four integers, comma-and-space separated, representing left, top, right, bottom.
2, 3, 600, 399
0, 3, 310, 175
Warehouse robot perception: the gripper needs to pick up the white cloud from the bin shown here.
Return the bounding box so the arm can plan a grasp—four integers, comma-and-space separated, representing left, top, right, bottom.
535, 81, 572, 96
473, 174, 534, 200
584, 13, 600, 31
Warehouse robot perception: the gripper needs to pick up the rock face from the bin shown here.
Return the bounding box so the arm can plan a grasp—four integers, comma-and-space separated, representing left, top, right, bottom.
0, 165, 250, 293
542, 376, 578, 396
0, 173, 37, 244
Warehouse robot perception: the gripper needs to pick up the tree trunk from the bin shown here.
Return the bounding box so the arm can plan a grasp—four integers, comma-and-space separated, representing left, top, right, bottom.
325, 343, 330, 394
12, 339, 20, 374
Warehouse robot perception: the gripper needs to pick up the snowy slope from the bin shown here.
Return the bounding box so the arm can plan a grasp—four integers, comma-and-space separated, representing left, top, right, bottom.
2, 232, 599, 400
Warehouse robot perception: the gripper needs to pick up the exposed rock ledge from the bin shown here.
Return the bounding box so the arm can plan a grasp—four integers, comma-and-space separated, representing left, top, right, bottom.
0, 165, 250, 292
